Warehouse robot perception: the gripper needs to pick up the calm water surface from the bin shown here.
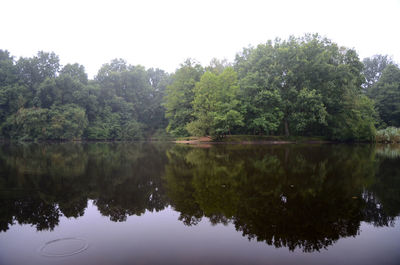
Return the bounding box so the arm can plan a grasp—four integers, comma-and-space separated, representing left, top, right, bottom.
0, 143, 399, 265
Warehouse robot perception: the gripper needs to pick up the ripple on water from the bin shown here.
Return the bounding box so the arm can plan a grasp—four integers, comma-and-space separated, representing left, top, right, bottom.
39, 237, 89, 257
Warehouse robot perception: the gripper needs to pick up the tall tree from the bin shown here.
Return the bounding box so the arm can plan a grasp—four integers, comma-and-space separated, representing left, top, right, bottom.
370, 65, 400, 127
60, 63, 88, 84
0, 50, 26, 124
147, 68, 170, 133
234, 34, 374, 140
0, 50, 18, 86
186, 67, 244, 137
16, 51, 60, 90
164, 59, 203, 136
362, 55, 394, 92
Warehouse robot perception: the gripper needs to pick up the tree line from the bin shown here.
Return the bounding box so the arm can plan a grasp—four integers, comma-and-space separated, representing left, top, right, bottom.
0, 52, 170, 140
0, 34, 399, 141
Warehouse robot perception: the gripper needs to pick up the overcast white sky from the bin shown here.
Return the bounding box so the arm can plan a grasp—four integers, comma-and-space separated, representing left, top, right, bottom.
1, 0, 399, 77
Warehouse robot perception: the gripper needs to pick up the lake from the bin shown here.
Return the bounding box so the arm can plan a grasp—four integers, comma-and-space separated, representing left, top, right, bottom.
0, 142, 399, 265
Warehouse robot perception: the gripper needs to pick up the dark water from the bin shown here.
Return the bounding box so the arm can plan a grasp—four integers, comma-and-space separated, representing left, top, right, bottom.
0, 142, 399, 265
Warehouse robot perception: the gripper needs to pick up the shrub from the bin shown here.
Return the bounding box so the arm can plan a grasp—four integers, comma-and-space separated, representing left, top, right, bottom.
375, 127, 400, 143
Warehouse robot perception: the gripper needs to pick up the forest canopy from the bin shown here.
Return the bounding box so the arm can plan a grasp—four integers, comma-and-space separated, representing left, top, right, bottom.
0, 34, 399, 141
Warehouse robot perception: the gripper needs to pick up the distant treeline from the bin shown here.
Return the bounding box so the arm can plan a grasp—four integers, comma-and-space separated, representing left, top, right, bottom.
0, 34, 399, 141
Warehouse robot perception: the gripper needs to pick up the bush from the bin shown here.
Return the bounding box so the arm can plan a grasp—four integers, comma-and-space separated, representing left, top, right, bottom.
375, 127, 400, 143
1, 105, 88, 141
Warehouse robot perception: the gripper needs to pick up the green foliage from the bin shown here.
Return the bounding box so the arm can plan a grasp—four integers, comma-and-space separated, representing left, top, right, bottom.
186, 67, 244, 138
369, 64, 400, 127
60, 63, 88, 84
1, 34, 400, 142
0, 51, 26, 126
85, 107, 121, 140
363, 54, 394, 91
164, 59, 203, 136
85, 107, 145, 140
0, 50, 18, 86
290, 88, 327, 134
235, 34, 375, 140
16, 51, 60, 96
1, 105, 88, 140
94, 60, 168, 139
119, 120, 145, 140
36, 78, 60, 108
330, 94, 377, 141
0, 84, 29, 125
2, 108, 50, 140
47, 104, 88, 140
245, 87, 284, 135
0, 50, 170, 141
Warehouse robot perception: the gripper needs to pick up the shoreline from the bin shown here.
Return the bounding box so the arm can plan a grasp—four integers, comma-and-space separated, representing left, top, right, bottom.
174, 136, 334, 145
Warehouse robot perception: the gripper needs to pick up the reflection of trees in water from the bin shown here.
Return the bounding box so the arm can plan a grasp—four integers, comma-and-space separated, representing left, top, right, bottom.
0, 142, 169, 231
1, 143, 400, 253
86, 143, 169, 221
364, 149, 400, 227
375, 144, 400, 159
164, 144, 400, 252
0, 196, 61, 232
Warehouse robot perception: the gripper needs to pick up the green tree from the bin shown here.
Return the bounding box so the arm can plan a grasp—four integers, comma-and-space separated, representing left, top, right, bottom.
370, 64, 400, 127
362, 54, 394, 92
1, 105, 88, 140
164, 59, 203, 136
147, 68, 171, 135
47, 104, 88, 140
60, 63, 88, 84
0, 50, 27, 125
56, 74, 85, 105
36, 78, 60, 108
235, 36, 330, 136
330, 94, 377, 141
0, 50, 18, 86
2, 107, 50, 140
92, 59, 168, 139
0, 85, 29, 126
186, 67, 244, 137
235, 34, 374, 140
205, 58, 230, 74
16, 51, 60, 100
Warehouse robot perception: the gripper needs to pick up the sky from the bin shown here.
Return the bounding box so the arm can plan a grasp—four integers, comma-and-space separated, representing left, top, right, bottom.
1, 0, 399, 77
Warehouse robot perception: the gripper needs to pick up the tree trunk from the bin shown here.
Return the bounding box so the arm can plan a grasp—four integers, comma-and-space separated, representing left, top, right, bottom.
284, 119, 290, 137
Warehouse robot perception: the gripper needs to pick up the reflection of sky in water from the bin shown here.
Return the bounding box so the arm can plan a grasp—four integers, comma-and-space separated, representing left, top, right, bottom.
1, 201, 399, 265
